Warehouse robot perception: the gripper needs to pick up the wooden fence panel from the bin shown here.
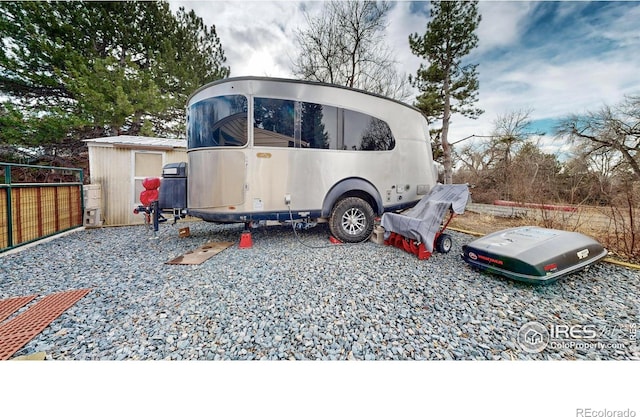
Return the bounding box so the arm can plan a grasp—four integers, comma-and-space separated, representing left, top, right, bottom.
1, 163, 84, 253
0, 188, 7, 250
4, 185, 83, 250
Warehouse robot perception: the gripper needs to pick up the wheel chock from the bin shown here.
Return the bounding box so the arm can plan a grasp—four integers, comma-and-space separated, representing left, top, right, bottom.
329, 236, 343, 244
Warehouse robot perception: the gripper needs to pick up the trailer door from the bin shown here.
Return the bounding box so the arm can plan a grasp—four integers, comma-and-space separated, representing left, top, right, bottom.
188, 150, 246, 209
186, 94, 249, 209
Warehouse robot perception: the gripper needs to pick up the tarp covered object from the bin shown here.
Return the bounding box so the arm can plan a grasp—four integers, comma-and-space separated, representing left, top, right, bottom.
380, 184, 470, 252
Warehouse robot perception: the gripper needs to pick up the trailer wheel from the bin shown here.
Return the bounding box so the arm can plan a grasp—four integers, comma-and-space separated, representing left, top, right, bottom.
435, 233, 453, 254
329, 197, 375, 243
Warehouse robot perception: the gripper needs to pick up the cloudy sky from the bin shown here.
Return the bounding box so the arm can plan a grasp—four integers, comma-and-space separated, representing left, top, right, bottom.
169, 0, 640, 154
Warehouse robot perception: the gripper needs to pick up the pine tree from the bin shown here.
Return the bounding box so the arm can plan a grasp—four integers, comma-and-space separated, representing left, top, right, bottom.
0, 1, 229, 164
409, 0, 483, 184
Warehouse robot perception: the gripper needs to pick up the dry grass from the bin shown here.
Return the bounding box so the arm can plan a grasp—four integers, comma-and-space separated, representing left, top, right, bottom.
449, 211, 529, 236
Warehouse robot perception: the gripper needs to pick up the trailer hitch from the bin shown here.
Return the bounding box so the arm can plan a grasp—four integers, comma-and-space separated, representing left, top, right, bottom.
134, 200, 167, 235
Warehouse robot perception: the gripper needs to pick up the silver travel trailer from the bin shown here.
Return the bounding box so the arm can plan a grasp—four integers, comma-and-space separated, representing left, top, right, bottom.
159, 77, 438, 243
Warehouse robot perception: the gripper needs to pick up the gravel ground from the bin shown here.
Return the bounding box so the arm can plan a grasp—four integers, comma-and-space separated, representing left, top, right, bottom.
1, 220, 638, 360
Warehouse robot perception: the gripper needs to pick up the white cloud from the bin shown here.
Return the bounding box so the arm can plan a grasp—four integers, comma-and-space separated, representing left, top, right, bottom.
475, 1, 535, 54
169, 0, 310, 77
387, 2, 429, 75
461, 1, 640, 146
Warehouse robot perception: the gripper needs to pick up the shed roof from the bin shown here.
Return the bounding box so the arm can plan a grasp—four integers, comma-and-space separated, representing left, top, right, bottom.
84, 135, 186, 150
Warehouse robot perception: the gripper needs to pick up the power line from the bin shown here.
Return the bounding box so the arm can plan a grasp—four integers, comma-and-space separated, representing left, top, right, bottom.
450, 135, 494, 145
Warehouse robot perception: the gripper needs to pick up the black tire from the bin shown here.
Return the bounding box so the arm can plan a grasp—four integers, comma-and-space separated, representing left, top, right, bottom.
329, 196, 375, 243
435, 233, 453, 254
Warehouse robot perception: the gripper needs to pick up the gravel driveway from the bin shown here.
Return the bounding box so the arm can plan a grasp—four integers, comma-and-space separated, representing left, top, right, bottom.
1, 221, 638, 360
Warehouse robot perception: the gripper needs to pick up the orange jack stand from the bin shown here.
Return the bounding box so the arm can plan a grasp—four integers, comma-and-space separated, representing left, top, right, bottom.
329, 236, 342, 244
239, 231, 253, 248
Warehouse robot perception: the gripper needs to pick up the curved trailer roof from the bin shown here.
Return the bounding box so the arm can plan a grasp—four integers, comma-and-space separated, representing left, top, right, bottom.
188, 76, 420, 112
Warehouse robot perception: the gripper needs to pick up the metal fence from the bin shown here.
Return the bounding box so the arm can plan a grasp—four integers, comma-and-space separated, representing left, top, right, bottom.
467, 202, 530, 218
0, 163, 84, 253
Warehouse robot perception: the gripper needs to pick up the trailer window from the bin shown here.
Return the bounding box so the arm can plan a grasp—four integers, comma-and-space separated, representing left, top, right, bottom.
343, 110, 395, 151
253, 98, 296, 147
252, 97, 392, 151
187, 95, 248, 149
254, 98, 338, 149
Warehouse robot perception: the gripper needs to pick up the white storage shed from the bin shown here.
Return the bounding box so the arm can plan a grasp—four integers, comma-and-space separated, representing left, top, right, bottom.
84, 135, 187, 225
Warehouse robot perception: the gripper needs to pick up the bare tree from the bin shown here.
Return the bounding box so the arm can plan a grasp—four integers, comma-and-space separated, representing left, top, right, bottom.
556, 95, 640, 182
509, 140, 561, 203
491, 108, 540, 165
454, 109, 549, 202
292, 1, 411, 101
558, 151, 612, 205
456, 141, 499, 176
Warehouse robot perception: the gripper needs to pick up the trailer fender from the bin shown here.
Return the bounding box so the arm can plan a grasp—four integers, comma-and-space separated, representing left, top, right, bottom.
321, 178, 384, 218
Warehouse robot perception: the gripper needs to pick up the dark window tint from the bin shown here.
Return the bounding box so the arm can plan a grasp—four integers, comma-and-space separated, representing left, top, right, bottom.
254, 98, 339, 149
343, 109, 395, 151
187, 95, 248, 149
252, 97, 393, 151
301, 102, 338, 149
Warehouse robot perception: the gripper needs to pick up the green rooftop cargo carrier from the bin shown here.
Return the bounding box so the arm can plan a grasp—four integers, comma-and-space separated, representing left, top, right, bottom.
461, 226, 608, 284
